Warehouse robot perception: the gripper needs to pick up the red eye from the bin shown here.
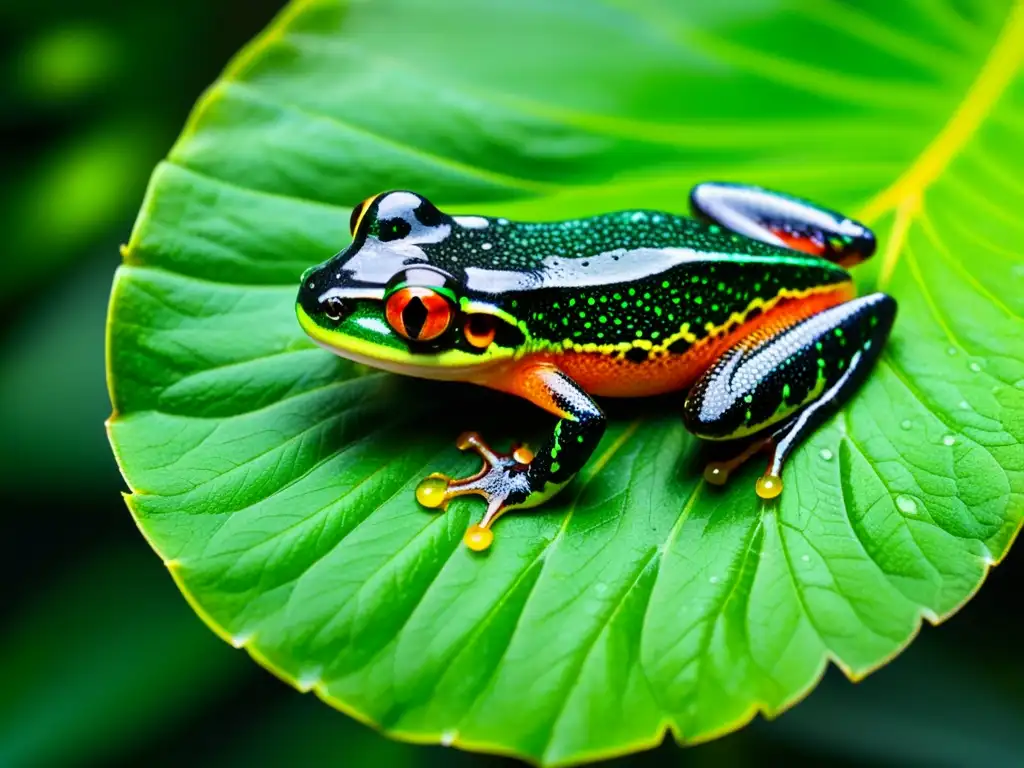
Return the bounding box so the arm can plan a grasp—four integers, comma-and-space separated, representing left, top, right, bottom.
385, 287, 453, 341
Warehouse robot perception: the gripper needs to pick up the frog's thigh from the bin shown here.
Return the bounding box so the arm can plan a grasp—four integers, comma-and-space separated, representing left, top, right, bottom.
683, 293, 896, 489
689, 181, 876, 266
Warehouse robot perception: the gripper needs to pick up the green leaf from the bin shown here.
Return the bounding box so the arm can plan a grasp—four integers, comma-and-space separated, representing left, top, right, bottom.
106, 0, 1024, 764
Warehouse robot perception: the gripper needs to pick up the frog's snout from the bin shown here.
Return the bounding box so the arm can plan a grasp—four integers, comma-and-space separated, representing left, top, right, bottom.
297, 264, 354, 325
297, 264, 326, 316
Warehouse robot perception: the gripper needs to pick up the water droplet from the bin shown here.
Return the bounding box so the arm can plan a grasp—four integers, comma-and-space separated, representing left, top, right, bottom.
801, 554, 810, 563
947, 347, 957, 356
958, 400, 970, 410
969, 361, 982, 373
297, 668, 323, 691
709, 575, 720, 584
440, 731, 456, 747
1014, 379, 1024, 391
896, 494, 918, 515
942, 434, 956, 446
230, 631, 254, 648
819, 448, 833, 461
900, 419, 913, 430
595, 582, 608, 595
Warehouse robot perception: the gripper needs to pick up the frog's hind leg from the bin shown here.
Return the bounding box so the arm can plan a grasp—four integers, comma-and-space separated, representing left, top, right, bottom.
690, 182, 876, 267
684, 292, 897, 499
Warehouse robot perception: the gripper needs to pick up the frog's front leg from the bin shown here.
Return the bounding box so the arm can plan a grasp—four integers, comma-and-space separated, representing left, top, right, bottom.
416, 363, 606, 551
683, 292, 897, 498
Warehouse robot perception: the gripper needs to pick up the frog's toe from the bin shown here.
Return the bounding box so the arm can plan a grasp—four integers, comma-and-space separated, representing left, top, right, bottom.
414, 432, 534, 551
699, 439, 785, 500
701, 434, 773, 488
755, 473, 784, 499
455, 431, 534, 466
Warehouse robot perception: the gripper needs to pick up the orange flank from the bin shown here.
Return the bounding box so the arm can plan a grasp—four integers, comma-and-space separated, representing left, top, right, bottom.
522, 284, 855, 399
769, 228, 826, 257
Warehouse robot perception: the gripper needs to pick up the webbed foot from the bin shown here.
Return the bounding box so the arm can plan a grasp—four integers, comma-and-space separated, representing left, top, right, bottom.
415, 432, 535, 551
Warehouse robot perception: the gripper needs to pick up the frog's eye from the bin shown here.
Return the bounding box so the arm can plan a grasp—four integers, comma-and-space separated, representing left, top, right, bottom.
385, 287, 453, 341
349, 194, 378, 235
383, 266, 459, 341
464, 314, 497, 348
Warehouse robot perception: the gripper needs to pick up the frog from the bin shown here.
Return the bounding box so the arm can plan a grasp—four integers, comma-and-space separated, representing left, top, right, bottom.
296, 183, 896, 552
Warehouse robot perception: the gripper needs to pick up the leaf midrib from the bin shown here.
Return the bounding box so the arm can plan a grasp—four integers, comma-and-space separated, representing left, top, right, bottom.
863, 0, 1024, 290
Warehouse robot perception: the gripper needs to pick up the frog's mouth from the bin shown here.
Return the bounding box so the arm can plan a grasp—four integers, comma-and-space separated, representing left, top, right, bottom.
295, 302, 511, 382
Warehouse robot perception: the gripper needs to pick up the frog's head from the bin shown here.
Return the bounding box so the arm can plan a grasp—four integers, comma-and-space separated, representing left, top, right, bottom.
296, 191, 525, 380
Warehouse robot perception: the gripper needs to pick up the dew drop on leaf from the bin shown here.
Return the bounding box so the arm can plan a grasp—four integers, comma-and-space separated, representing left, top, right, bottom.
943, 435, 957, 446
819, 448, 833, 461
896, 495, 918, 515
901, 419, 913, 430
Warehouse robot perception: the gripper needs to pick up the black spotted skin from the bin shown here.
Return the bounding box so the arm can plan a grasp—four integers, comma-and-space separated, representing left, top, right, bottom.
413, 208, 852, 354
506, 255, 849, 357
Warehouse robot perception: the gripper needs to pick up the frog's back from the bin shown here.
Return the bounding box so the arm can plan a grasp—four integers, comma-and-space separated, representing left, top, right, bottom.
453, 208, 802, 270
457, 210, 854, 398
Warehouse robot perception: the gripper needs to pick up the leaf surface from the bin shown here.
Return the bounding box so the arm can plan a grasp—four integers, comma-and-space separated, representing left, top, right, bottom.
107, 0, 1024, 764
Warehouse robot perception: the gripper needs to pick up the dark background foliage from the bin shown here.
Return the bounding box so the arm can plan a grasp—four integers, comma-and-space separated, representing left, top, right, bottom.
1, 2, 1021, 766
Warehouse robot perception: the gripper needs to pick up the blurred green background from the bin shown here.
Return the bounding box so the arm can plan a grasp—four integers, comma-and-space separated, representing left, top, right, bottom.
1, 1, 1022, 766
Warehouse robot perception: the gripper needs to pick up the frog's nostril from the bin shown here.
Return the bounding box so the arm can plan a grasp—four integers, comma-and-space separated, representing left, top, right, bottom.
298, 264, 356, 324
